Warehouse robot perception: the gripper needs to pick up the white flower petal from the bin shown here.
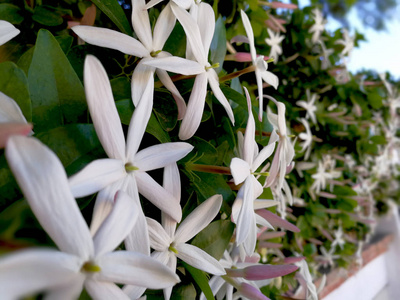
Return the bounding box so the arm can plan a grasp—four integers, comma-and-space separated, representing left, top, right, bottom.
235, 177, 254, 245
122, 285, 146, 300
255, 69, 264, 120
147, 217, 171, 251
0, 20, 20, 46
144, 0, 164, 9
173, 0, 193, 9
134, 142, 193, 171
135, 171, 182, 222
0, 249, 82, 300
0, 91, 27, 123
98, 251, 180, 288
197, 3, 215, 56
84, 55, 126, 160
171, 3, 207, 64
153, 3, 176, 50
126, 78, 154, 160
174, 194, 222, 244
240, 10, 256, 62
94, 191, 139, 257
72, 26, 149, 57
85, 280, 129, 300
6, 136, 94, 259
252, 143, 276, 172
178, 73, 208, 140
230, 158, 251, 185
131, 0, 153, 51
131, 60, 155, 107
162, 164, 180, 237
207, 70, 235, 124
260, 70, 279, 90
69, 159, 126, 198
156, 68, 187, 120
143, 56, 204, 75
242, 215, 257, 255
243, 87, 256, 163
176, 243, 226, 275
45, 275, 85, 300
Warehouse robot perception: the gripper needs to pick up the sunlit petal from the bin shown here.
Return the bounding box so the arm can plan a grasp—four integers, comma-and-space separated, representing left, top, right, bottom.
197, 2, 215, 56
131, 0, 153, 51
143, 56, 204, 75
6, 136, 93, 259
230, 158, 251, 185
72, 26, 149, 57
85, 280, 129, 300
153, 3, 176, 50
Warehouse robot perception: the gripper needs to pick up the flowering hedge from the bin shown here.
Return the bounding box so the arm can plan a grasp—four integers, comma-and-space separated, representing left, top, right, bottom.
0, 1, 399, 299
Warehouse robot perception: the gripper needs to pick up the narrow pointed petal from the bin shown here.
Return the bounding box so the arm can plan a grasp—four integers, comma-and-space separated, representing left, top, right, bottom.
131, 60, 155, 106
134, 142, 193, 171
123, 285, 146, 300
255, 69, 264, 120
131, 0, 153, 51
261, 70, 279, 90
0, 20, 20, 45
0, 249, 82, 300
6, 136, 94, 258
252, 143, 276, 172
0, 92, 28, 123
89, 179, 125, 235
197, 3, 215, 56
207, 70, 235, 124
179, 73, 208, 140
243, 87, 256, 163
94, 191, 139, 257
171, 3, 207, 64
144, 0, 164, 9
256, 209, 300, 232
230, 158, 250, 185
69, 159, 126, 198
143, 56, 204, 75
240, 10, 256, 61
135, 171, 182, 222
235, 178, 254, 244
85, 280, 129, 300
84, 55, 126, 160
174, 194, 222, 244
255, 213, 273, 229
242, 264, 298, 280
231, 196, 242, 224
242, 215, 257, 255
173, 0, 193, 9
126, 78, 154, 160
254, 199, 278, 210
72, 26, 149, 57
147, 217, 171, 251
162, 164, 180, 237
124, 175, 151, 256
153, 3, 176, 50
156, 68, 187, 120
176, 243, 226, 275
98, 251, 180, 288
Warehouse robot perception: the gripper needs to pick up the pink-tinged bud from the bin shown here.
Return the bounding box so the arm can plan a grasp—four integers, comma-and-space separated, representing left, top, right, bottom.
234, 52, 253, 62
318, 191, 337, 199
230, 35, 250, 45
239, 283, 271, 300
283, 256, 305, 264
258, 231, 286, 241
226, 268, 245, 278
308, 238, 323, 245
258, 241, 283, 249
269, 2, 298, 9
242, 264, 298, 280
256, 209, 300, 232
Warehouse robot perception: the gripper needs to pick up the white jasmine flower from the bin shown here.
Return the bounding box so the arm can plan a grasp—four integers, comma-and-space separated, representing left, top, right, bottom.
298, 118, 313, 160
331, 226, 346, 250
309, 8, 326, 44
296, 89, 318, 124
2, 136, 179, 299
265, 28, 285, 62
143, 2, 235, 140
241, 10, 279, 120
335, 28, 354, 57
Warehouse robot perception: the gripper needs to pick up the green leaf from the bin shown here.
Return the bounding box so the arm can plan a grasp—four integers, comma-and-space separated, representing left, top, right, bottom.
115, 99, 171, 143
28, 29, 87, 131
210, 16, 227, 74
111, 77, 131, 100
32, 6, 64, 26
17, 47, 35, 76
367, 91, 383, 109
0, 62, 31, 121
91, 0, 133, 36
0, 4, 23, 24
153, 89, 178, 132
192, 220, 235, 261
182, 262, 214, 300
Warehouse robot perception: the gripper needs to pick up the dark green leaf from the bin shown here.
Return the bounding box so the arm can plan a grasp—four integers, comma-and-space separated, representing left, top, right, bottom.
0, 62, 31, 121
182, 262, 214, 300
28, 29, 87, 131
111, 77, 131, 100
32, 6, 64, 26
192, 220, 234, 261
210, 16, 227, 73
0, 4, 23, 24
367, 91, 383, 109
91, 0, 133, 36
